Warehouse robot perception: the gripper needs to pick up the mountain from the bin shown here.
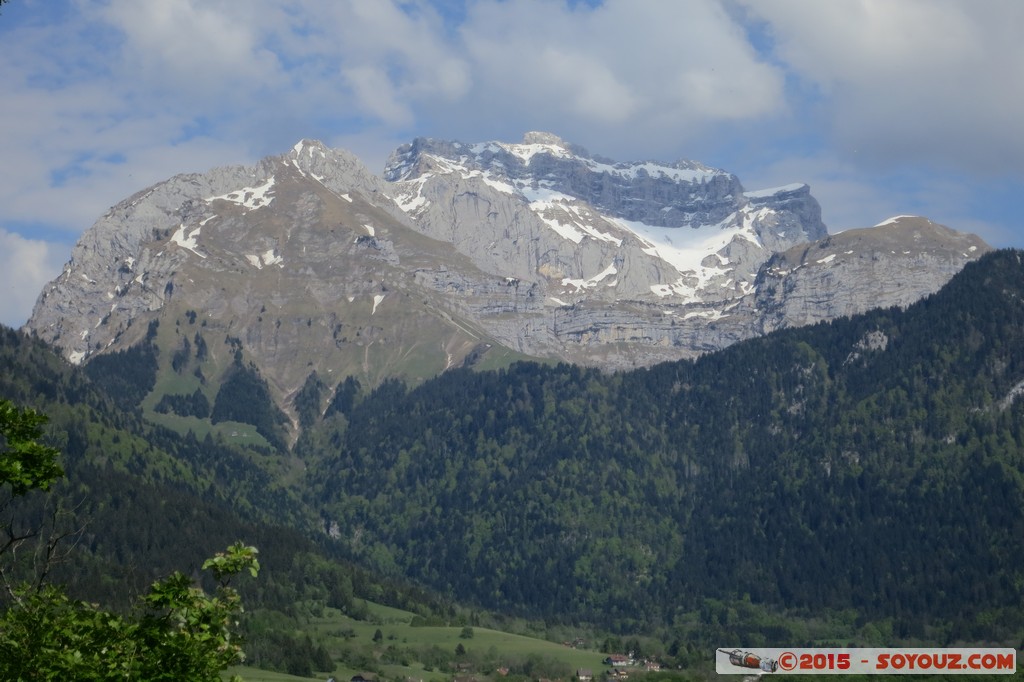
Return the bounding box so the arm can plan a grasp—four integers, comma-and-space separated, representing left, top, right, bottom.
24, 134, 989, 428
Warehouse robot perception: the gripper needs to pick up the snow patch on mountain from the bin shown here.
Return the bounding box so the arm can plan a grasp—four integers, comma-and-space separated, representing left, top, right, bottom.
739, 207, 773, 236
206, 177, 276, 210
480, 174, 517, 195
561, 262, 619, 292
245, 249, 283, 269
483, 139, 575, 165
682, 308, 729, 321
587, 158, 723, 185
875, 215, 920, 227
612, 214, 748, 275
393, 176, 429, 213
170, 224, 207, 258
744, 183, 807, 199
292, 140, 326, 159
433, 154, 519, 194
524, 187, 621, 245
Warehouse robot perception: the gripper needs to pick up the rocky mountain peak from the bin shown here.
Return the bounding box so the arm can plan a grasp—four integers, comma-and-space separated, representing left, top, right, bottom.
521, 130, 569, 147
751, 216, 991, 332
24, 134, 991, 430
283, 138, 387, 195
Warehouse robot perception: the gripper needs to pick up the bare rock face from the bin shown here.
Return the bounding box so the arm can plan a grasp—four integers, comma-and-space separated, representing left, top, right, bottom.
752, 216, 991, 332
383, 134, 836, 324
25, 134, 990, 424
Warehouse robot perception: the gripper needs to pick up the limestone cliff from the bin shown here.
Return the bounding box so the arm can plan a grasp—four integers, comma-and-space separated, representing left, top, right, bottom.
24, 135, 990, 424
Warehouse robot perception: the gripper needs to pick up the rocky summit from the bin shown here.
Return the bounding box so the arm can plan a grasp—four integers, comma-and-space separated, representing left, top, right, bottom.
25, 133, 990, 421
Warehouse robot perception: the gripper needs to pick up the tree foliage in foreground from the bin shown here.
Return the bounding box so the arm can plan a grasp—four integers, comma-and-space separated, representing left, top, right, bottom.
0, 399, 62, 496
0, 397, 260, 680
0, 541, 259, 681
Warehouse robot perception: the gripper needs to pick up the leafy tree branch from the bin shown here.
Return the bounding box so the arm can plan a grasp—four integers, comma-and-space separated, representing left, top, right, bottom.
0, 399, 63, 497
0, 541, 259, 680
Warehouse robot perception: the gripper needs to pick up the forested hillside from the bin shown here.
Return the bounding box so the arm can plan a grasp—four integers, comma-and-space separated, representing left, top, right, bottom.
5, 250, 1024, 664
307, 249, 1024, 643
0, 326, 453, 675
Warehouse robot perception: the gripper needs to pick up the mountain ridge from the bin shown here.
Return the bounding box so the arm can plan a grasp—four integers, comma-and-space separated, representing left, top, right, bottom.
24, 133, 990, 426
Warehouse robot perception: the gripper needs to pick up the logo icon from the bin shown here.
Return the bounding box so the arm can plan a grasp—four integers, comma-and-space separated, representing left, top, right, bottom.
720, 649, 779, 673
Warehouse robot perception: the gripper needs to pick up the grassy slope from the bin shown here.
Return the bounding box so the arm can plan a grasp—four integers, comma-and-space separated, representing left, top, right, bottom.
228, 601, 611, 681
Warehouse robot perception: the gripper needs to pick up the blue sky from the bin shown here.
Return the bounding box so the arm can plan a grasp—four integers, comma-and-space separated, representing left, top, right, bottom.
2, 0, 1022, 327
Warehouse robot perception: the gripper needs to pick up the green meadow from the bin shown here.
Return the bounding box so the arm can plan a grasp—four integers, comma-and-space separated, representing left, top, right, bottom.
227, 601, 612, 681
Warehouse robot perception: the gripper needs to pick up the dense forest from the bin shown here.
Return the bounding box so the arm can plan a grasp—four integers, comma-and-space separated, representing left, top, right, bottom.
3, 249, 1024, 672
305, 250, 1024, 642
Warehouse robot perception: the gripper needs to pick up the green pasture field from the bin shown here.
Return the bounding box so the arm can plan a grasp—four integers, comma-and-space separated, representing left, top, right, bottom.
315, 602, 605, 666
228, 601, 611, 681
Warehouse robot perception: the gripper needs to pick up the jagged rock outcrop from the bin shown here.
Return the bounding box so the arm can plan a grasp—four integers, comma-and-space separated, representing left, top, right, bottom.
752, 216, 991, 332
25, 134, 990, 424
385, 133, 827, 307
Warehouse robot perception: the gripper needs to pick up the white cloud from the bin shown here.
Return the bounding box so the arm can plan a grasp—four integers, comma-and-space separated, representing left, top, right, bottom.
277, 0, 471, 124
741, 0, 1024, 174
342, 65, 417, 127
0, 82, 250, 231
534, 46, 638, 124
0, 3, 257, 232
0, 229, 67, 329
100, 0, 288, 100
452, 0, 785, 156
